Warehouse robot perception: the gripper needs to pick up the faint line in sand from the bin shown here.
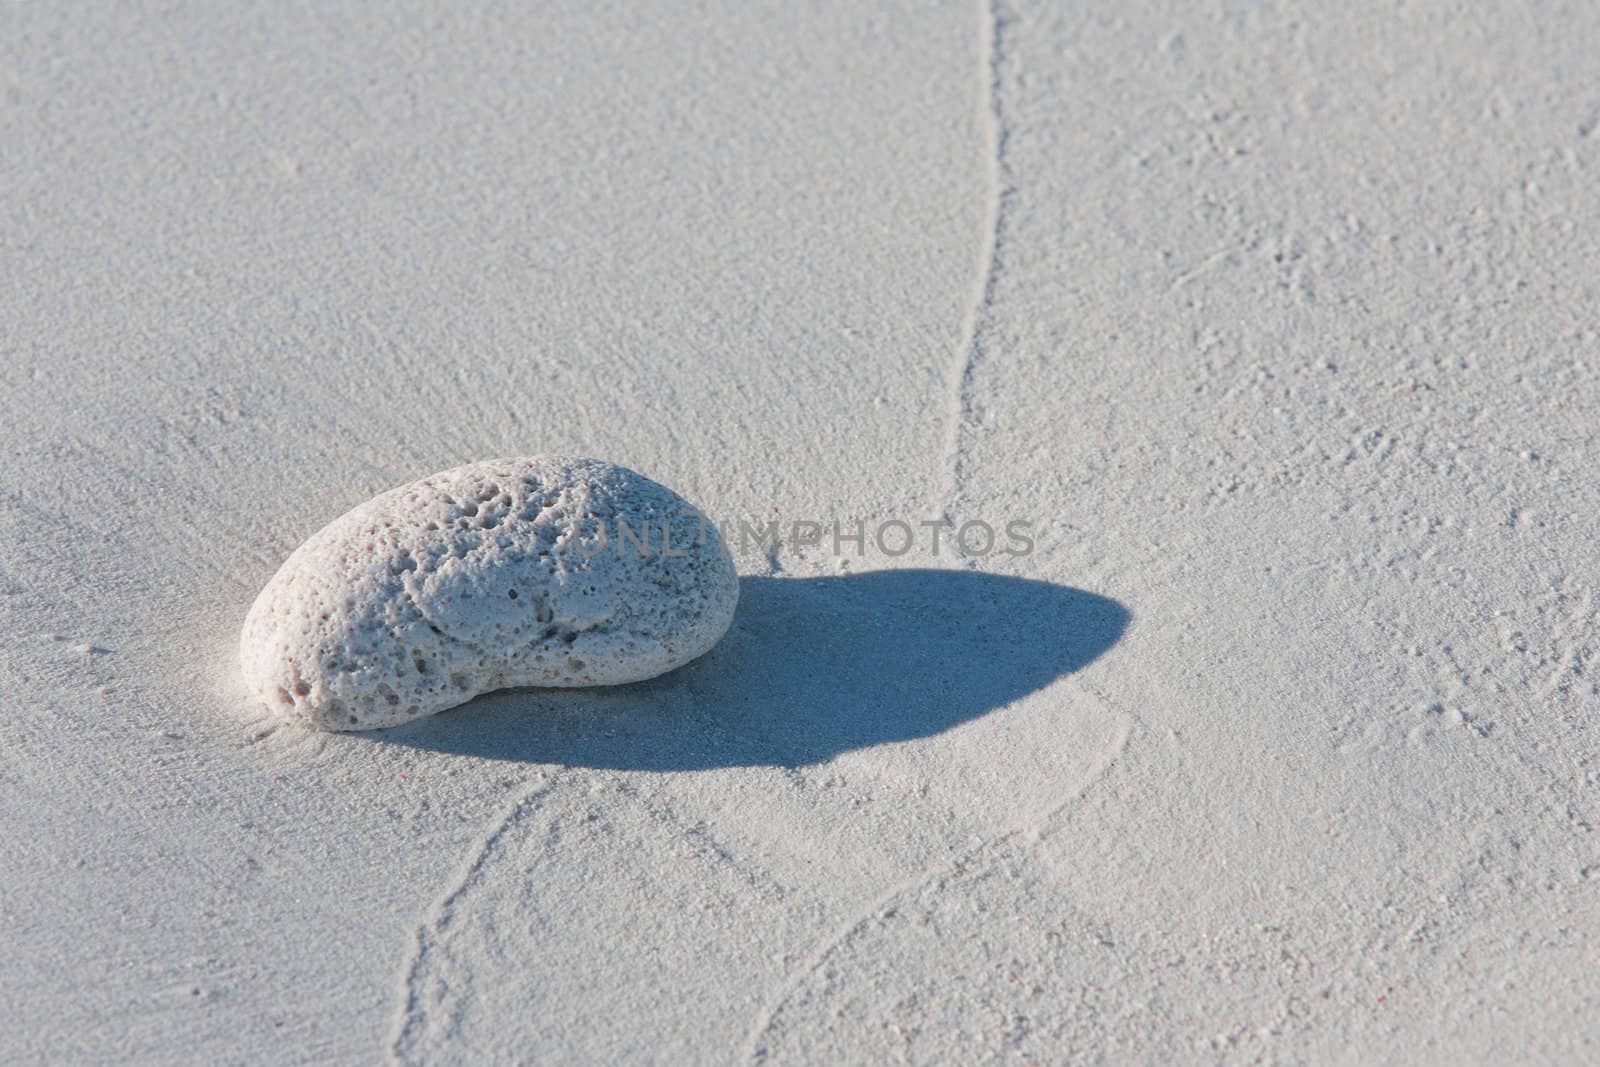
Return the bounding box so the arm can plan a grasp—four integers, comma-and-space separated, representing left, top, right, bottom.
741, 687, 1133, 1062
935, 0, 1015, 533
389, 773, 567, 1064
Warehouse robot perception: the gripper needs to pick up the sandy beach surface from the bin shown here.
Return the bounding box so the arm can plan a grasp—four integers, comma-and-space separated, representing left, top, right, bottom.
4, 1, 1597, 1063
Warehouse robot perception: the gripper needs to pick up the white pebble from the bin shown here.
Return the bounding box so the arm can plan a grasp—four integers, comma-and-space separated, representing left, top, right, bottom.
239, 457, 738, 730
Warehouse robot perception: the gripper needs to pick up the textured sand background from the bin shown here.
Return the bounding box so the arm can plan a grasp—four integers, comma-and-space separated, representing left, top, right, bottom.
3, 1, 1598, 1063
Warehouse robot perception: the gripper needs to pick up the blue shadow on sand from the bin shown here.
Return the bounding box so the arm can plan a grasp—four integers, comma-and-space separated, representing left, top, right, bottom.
376, 569, 1128, 770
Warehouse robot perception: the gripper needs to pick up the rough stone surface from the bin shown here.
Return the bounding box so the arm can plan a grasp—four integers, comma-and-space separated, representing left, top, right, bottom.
239, 457, 738, 730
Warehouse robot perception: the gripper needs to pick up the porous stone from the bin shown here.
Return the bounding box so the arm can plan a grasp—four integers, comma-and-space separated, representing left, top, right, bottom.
239, 457, 738, 730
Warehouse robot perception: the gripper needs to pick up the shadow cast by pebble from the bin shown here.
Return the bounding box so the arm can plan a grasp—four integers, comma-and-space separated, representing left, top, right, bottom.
375, 568, 1128, 769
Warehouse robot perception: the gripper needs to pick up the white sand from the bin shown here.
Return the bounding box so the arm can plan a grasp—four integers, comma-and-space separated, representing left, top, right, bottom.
4, 0, 1597, 1062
